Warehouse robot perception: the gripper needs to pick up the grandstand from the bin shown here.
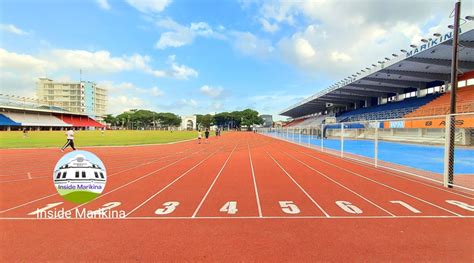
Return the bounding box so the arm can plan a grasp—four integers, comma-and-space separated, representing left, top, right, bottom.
277, 22, 474, 148
405, 85, 474, 117
336, 93, 440, 122
280, 22, 474, 121
280, 22, 474, 133
0, 94, 105, 131
2, 112, 71, 127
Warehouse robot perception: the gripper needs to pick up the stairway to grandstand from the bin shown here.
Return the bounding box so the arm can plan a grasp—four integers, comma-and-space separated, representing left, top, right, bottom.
405, 86, 474, 117
337, 93, 440, 122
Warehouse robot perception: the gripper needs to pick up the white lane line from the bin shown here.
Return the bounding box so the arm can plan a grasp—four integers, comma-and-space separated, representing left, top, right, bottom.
0, 176, 50, 183
282, 150, 396, 217
191, 143, 238, 218
337, 156, 474, 200
265, 150, 331, 218
265, 132, 474, 199
126, 145, 228, 217
1, 215, 473, 220
248, 141, 263, 217
0, 193, 58, 214
0, 146, 195, 184
0, 145, 205, 214
297, 150, 464, 217
68, 146, 216, 213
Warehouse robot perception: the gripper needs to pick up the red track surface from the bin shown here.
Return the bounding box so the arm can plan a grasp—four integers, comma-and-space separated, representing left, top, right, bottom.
1, 132, 473, 261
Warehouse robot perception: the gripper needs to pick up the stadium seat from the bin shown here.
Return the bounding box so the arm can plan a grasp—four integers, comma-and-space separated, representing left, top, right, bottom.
2, 112, 71, 127
336, 93, 440, 122
0, 114, 21, 126
55, 114, 105, 128
405, 86, 474, 117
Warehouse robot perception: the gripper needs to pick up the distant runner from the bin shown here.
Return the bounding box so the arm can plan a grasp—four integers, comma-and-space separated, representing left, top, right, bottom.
197, 130, 202, 144
61, 128, 77, 152
205, 128, 210, 144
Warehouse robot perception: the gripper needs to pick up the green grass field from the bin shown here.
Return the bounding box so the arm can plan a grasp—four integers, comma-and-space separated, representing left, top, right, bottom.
0, 130, 197, 148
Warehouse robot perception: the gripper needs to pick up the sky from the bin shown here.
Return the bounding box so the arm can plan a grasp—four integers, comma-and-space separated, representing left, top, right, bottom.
0, 0, 472, 120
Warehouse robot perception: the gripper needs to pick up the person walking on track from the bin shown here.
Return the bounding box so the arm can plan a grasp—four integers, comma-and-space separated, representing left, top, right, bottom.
197, 130, 202, 144
205, 128, 210, 144
61, 128, 77, 152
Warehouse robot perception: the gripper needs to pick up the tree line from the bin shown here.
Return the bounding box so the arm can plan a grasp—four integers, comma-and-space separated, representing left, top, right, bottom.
103, 109, 181, 130
104, 108, 264, 130
196, 109, 264, 130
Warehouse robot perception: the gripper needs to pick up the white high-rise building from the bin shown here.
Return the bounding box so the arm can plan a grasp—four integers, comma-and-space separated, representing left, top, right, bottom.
36, 78, 107, 116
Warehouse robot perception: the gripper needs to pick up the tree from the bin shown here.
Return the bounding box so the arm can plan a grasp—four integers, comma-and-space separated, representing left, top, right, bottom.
196, 114, 214, 128
103, 114, 116, 126
156, 112, 181, 127
240, 109, 263, 128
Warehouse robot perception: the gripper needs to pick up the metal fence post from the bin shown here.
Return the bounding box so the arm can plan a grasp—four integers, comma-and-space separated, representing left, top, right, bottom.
341, 123, 344, 158
374, 122, 379, 167
308, 127, 311, 147
321, 124, 324, 152
443, 114, 451, 188
299, 129, 301, 144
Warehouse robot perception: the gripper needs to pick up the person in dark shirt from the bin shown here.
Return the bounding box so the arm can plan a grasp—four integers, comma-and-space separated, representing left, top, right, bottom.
205, 128, 210, 144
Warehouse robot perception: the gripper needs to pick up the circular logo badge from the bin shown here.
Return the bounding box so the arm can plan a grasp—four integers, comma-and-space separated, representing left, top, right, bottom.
53, 150, 107, 204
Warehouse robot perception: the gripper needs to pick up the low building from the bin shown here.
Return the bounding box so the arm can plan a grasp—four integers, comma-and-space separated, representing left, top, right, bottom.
260, 114, 273, 127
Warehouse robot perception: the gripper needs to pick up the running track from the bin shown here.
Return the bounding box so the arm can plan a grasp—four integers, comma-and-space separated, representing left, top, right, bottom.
1, 132, 473, 261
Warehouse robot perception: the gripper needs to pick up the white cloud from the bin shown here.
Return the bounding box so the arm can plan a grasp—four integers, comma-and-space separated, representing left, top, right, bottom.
260, 18, 279, 33
99, 81, 164, 114
108, 95, 145, 114
330, 51, 352, 63
180, 98, 198, 107
155, 18, 225, 49
200, 85, 224, 98
230, 31, 274, 58
0, 24, 28, 35
125, 0, 172, 13
8, 48, 197, 80
166, 55, 198, 79
255, 0, 469, 77
169, 62, 198, 79
151, 86, 164, 96
47, 49, 150, 73
99, 81, 164, 97
96, 0, 110, 10
0, 48, 196, 103
0, 48, 54, 73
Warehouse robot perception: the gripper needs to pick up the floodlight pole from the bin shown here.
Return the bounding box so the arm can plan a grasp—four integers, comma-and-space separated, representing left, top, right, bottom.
446, 0, 461, 188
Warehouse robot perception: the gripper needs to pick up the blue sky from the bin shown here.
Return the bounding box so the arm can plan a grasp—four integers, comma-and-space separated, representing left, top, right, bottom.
0, 0, 470, 120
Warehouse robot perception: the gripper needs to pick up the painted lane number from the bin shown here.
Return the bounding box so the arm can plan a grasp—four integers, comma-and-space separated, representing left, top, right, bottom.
220, 201, 238, 214
336, 201, 362, 214
446, 200, 474, 212
28, 202, 63, 215
390, 200, 421, 213
279, 201, 300, 214
155, 201, 180, 215
91, 202, 121, 215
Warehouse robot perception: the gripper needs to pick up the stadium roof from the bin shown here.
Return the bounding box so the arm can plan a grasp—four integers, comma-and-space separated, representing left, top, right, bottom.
280, 22, 474, 118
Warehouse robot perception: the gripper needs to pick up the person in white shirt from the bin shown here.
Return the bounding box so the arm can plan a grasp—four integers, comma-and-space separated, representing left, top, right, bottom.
61, 128, 77, 152
197, 130, 202, 144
